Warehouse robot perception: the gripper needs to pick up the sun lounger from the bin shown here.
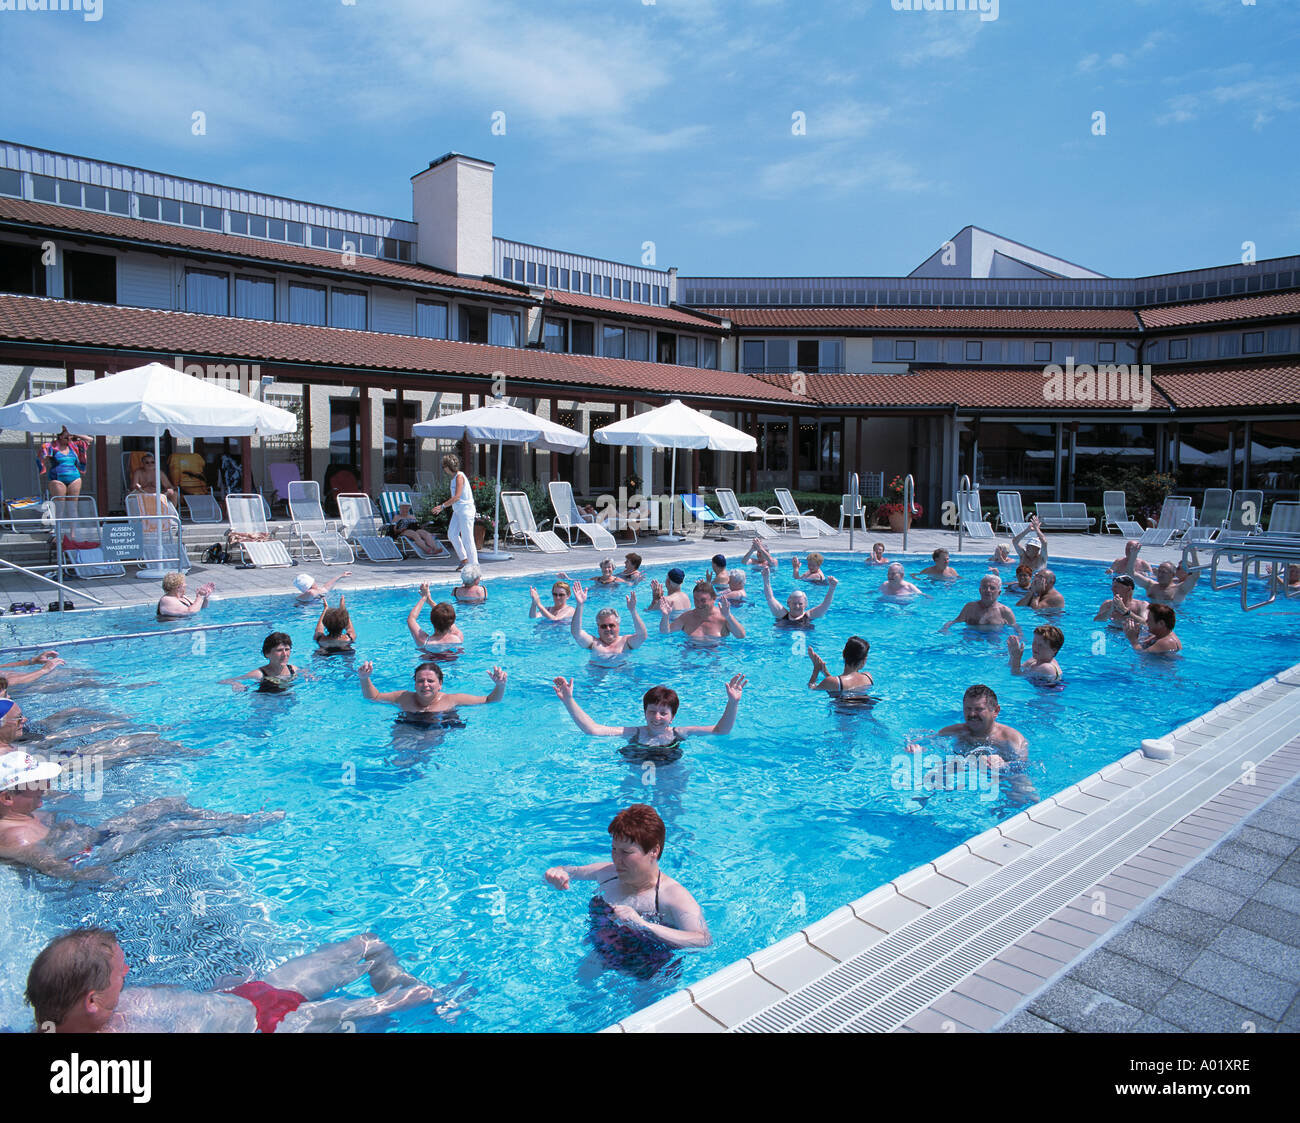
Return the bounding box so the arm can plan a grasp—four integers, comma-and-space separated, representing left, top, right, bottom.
772, 487, 834, 537
548, 480, 619, 549
376, 489, 447, 559
225, 494, 293, 567
501, 491, 567, 553
715, 488, 777, 539
1139, 496, 1192, 546
182, 492, 224, 524
1102, 491, 1144, 538
961, 491, 995, 538
50, 496, 126, 579
681, 493, 738, 539
996, 491, 1031, 537
1226, 490, 1265, 536
287, 480, 354, 565
337, 493, 403, 562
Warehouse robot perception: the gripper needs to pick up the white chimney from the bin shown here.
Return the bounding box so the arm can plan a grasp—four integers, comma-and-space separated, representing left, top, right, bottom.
411, 153, 495, 277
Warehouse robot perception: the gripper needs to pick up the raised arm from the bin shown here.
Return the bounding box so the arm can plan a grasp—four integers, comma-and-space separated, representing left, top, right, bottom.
1029, 516, 1049, 565
569, 582, 596, 648
529, 586, 558, 621
625, 592, 648, 650
314, 600, 330, 641
357, 661, 404, 705
759, 565, 783, 617
807, 647, 833, 691
1125, 541, 1157, 592
551, 677, 628, 736
679, 674, 746, 735
717, 596, 746, 638
407, 584, 432, 644
447, 666, 507, 706
808, 575, 837, 619
543, 860, 612, 889
1007, 634, 1025, 675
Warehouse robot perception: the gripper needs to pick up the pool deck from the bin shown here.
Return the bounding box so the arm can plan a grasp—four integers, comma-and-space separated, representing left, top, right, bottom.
3, 522, 1295, 1034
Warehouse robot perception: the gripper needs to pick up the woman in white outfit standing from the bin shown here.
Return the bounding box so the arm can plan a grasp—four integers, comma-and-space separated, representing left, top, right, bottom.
434, 454, 478, 569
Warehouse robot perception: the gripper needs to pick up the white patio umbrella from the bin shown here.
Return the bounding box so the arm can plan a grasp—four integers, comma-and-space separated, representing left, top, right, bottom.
0, 361, 296, 577
412, 396, 587, 561
592, 399, 756, 542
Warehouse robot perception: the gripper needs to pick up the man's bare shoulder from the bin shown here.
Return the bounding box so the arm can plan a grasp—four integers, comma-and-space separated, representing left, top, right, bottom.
110, 986, 257, 1033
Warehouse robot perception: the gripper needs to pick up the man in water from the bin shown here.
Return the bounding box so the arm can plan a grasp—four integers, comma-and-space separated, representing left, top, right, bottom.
156, 572, 215, 619
758, 565, 836, 626
1124, 540, 1200, 605
1094, 573, 1149, 626
908, 683, 1029, 771
866, 542, 889, 566
1123, 602, 1183, 654
915, 548, 958, 580
359, 660, 506, 713
1016, 568, 1065, 612
407, 583, 465, 652
879, 562, 923, 598
941, 574, 1019, 632
648, 568, 691, 614
658, 580, 746, 642
569, 582, 647, 665
0, 750, 282, 882
26, 928, 461, 1032
1011, 516, 1049, 572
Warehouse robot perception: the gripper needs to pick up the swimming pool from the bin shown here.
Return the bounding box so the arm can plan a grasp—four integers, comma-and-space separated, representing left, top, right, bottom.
3, 553, 1298, 1032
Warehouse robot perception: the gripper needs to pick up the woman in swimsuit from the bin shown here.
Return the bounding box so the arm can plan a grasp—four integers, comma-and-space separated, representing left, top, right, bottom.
807, 636, 873, 697
223, 632, 314, 692
759, 564, 837, 627
453, 565, 487, 605
314, 597, 356, 653
529, 581, 575, 623
44, 428, 89, 498
551, 675, 746, 748
156, 572, 216, 620
544, 804, 711, 958
407, 583, 464, 655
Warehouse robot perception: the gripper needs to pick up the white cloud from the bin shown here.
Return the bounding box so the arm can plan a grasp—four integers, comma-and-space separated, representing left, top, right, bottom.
756, 148, 927, 198
1156, 74, 1300, 128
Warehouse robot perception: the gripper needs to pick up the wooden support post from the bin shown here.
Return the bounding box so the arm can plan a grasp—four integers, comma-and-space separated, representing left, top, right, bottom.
395, 386, 405, 486
301, 380, 313, 483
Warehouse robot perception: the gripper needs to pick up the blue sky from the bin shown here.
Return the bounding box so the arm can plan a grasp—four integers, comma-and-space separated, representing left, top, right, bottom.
2, 0, 1297, 280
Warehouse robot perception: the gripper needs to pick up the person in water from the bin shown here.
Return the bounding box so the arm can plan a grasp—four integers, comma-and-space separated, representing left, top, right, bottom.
359, 660, 506, 713
544, 805, 711, 967
0, 651, 64, 687
0, 750, 283, 882
866, 541, 889, 566
0, 678, 25, 744
26, 928, 457, 1033
453, 564, 488, 604
908, 683, 1029, 771
569, 583, 647, 665
156, 572, 216, 619
658, 581, 746, 641
1008, 625, 1064, 683
1016, 568, 1065, 612
1004, 563, 1034, 597
941, 574, 1019, 632
807, 636, 873, 696
1011, 516, 1049, 572
792, 552, 829, 584
879, 562, 923, 597
293, 571, 351, 604
618, 553, 645, 585
407, 583, 465, 653
529, 580, 575, 623
759, 565, 836, 626
707, 553, 731, 588
988, 544, 1013, 566
916, 548, 958, 580
719, 570, 747, 605
1124, 541, 1200, 606
223, 632, 314, 692
1094, 573, 1149, 625
647, 568, 691, 614
314, 597, 356, 653
1123, 602, 1183, 655
551, 676, 746, 748
742, 537, 778, 569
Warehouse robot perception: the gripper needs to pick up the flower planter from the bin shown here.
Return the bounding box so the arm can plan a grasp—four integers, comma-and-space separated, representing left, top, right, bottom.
888, 512, 907, 532
473, 523, 488, 550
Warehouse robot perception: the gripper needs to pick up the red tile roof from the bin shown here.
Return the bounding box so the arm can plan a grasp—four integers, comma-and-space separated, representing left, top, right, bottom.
0, 294, 805, 405
754, 369, 1174, 411
1151, 363, 1300, 410
0, 197, 525, 299
702, 306, 1142, 332
542, 289, 725, 331
1138, 292, 1300, 329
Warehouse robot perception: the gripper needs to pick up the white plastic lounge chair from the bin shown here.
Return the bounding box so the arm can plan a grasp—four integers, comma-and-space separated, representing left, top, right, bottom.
1139, 496, 1193, 546
995, 491, 1030, 537
1034, 502, 1095, 531
501, 491, 567, 553
771, 488, 835, 537
548, 480, 619, 549
1182, 488, 1232, 545
1226, 490, 1265, 536
415, 471, 435, 490
376, 489, 446, 559
961, 491, 995, 538
287, 480, 354, 566
226, 493, 293, 567
268, 462, 302, 512
182, 492, 224, 524
1102, 491, 1144, 538
337, 493, 403, 562
126, 492, 192, 574
715, 488, 777, 539
838, 493, 866, 533
51, 496, 126, 579
681, 493, 736, 540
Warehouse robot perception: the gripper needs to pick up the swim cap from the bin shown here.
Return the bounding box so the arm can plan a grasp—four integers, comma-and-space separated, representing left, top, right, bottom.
293, 573, 315, 593
667, 567, 685, 584
1113, 574, 1135, 588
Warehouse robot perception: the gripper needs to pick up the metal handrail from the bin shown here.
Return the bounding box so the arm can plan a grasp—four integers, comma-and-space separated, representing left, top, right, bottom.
903, 474, 914, 552
53, 513, 186, 606
0, 556, 103, 605
957, 473, 971, 554
849, 472, 859, 553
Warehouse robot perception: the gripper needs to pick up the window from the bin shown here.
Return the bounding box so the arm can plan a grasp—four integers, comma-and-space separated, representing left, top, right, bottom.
1168, 338, 1189, 360
328, 229, 344, 251
559, 268, 569, 291
1242, 331, 1265, 355
331, 288, 367, 330
678, 336, 697, 366
571, 321, 595, 355
621, 280, 631, 301
581, 272, 591, 294
288, 283, 326, 325
286, 221, 304, 244
1033, 341, 1052, 363
0, 169, 19, 196
965, 340, 982, 362
489, 310, 520, 347
820, 339, 844, 372
603, 325, 625, 358
248, 215, 267, 238
309, 226, 327, 248
894, 340, 916, 361
627, 329, 650, 361
230, 213, 250, 236
742, 340, 766, 372
459, 305, 488, 343
1098, 341, 1116, 362
184, 269, 228, 314
544, 317, 568, 353
268, 219, 286, 241
548, 267, 559, 288
0, 242, 46, 296
1266, 329, 1290, 354
416, 301, 448, 339
234, 276, 274, 320
656, 333, 676, 364
699, 338, 719, 369
329, 399, 361, 467
500, 256, 512, 278
383, 400, 419, 484
160, 199, 181, 224
61, 250, 116, 303
31, 175, 55, 203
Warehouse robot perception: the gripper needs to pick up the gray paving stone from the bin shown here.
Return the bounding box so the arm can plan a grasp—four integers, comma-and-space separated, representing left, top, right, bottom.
1208, 840, 1286, 877
1028, 977, 1143, 1033
1154, 981, 1277, 1033
1107, 925, 1205, 974
1234, 900, 1300, 946
1182, 951, 1295, 1020
996, 1010, 1065, 1033
1238, 825, 1298, 858
1254, 879, 1300, 915
1132, 1014, 1187, 1033
1247, 806, 1300, 839
1158, 878, 1248, 922
1184, 857, 1269, 897
1130, 900, 1222, 948
1271, 860, 1300, 889
1066, 948, 1177, 1011
1283, 994, 1300, 1031
1209, 925, 1300, 984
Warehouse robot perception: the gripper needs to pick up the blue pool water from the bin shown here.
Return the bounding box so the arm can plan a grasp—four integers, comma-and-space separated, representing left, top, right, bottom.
2, 553, 1298, 1033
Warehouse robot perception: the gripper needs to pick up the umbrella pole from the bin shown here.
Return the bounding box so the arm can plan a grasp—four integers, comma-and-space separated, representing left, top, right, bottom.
138, 426, 169, 579
658, 447, 684, 542
476, 438, 512, 562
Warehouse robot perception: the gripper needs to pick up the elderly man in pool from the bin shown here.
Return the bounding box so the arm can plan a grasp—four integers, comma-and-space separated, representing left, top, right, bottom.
544, 804, 711, 953
1124, 540, 1200, 605
907, 684, 1029, 771
941, 573, 1020, 632
26, 927, 465, 1032
658, 580, 746, 643
359, 661, 506, 713
569, 581, 647, 667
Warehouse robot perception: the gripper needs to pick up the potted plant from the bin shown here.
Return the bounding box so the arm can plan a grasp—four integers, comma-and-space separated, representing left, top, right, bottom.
876, 475, 923, 532
473, 512, 495, 550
